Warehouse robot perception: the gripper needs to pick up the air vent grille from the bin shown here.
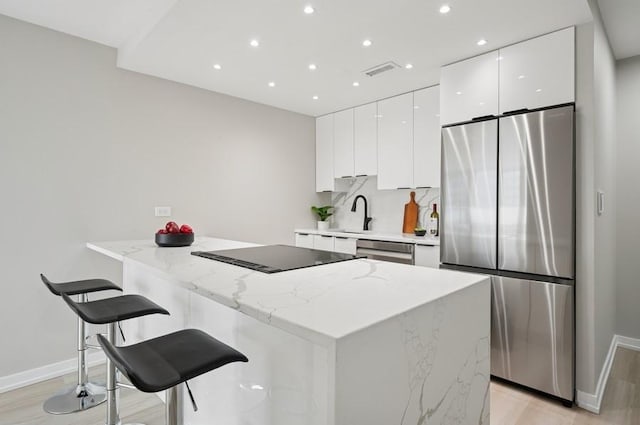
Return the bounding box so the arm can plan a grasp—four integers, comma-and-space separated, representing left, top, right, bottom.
363, 61, 400, 77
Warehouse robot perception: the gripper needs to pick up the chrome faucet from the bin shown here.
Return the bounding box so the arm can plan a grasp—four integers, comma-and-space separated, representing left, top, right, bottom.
351, 195, 372, 231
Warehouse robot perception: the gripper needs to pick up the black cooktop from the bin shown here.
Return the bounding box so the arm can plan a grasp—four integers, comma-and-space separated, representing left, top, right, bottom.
191, 245, 359, 274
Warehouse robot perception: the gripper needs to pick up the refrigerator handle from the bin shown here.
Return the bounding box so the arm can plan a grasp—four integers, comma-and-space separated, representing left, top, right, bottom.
501, 108, 530, 116
471, 114, 497, 121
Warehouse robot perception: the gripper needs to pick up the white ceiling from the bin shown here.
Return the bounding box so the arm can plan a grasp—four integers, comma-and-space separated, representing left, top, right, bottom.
597, 0, 640, 60
0, 0, 593, 117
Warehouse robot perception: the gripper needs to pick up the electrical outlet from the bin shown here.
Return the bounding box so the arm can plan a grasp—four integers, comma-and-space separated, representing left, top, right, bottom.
155, 206, 172, 217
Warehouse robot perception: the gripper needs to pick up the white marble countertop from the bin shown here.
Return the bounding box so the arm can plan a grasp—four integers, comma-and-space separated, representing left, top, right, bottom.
87, 237, 484, 344
294, 228, 440, 246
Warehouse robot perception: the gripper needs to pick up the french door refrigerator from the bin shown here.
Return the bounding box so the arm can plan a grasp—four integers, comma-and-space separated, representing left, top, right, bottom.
440, 104, 575, 404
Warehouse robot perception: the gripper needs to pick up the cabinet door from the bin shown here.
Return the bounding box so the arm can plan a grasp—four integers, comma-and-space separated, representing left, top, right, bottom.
413, 86, 441, 188
333, 109, 355, 178
440, 51, 500, 125
295, 233, 314, 249
312, 234, 334, 252
499, 27, 575, 113
377, 92, 414, 190
354, 102, 378, 176
316, 115, 334, 192
333, 237, 357, 255
414, 245, 440, 268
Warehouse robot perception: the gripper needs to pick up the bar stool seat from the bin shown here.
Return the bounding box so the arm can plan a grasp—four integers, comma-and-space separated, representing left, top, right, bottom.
62, 294, 169, 325
98, 329, 248, 393
40, 273, 122, 415
41, 274, 122, 296
98, 329, 248, 425
61, 293, 170, 425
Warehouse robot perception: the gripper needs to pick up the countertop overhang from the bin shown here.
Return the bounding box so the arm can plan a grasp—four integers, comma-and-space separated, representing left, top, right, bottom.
87, 236, 485, 344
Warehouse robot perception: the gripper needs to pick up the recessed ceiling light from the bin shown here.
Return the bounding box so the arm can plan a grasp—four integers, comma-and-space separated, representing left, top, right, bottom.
353, 81, 360, 87
477, 39, 487, 46
250, 39, 260, 47
268, 81, 275, 87
405, 63, 413, 69
536, 88, 542, 92
309, 64, 317, 71
414, 105, 420, 109
213, 64, 222, 70
518, 75, 526, 79
497, 56, 503, 61
304, 5, 315, 14
439, 4, 451, 14
456, 91, 462, 95
479, 102, 485, 106
362, 39, 372, 47
312, 95, 319, 100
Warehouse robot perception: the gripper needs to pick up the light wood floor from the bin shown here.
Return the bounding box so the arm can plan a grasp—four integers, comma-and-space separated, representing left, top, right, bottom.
2, 348, 639, 425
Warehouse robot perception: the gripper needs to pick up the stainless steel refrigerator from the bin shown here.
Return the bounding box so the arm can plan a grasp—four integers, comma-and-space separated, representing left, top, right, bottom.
440, 104, 575, 404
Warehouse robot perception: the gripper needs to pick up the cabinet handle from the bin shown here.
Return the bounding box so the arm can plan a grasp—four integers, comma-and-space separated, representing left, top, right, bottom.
472, 115, 497, 121
335, 236, 348, 240
341, 175, 353, 179
298, 233, 309, 236
356, 174, 368, 177
502, 108, 529, 116
416, 186, 432, 189
320, 235, 332, 238
322, 190, 332, 193
397, 187, 411, 189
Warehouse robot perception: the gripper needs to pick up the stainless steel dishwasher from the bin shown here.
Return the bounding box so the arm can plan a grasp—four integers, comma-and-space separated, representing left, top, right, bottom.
355, 239, 415, 265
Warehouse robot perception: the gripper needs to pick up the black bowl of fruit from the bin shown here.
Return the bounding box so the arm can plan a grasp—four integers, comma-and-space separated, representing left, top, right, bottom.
155, 221, 195, 247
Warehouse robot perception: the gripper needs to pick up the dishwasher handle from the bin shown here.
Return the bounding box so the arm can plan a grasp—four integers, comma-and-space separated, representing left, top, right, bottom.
356, 239, 414, 254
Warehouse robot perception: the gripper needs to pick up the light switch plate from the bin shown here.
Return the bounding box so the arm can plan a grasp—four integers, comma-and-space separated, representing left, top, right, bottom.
155, 206, 172, 217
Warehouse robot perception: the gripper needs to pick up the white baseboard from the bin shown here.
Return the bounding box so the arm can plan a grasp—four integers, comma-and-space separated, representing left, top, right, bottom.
576, 334, 640, 414
0, 351, 105, 394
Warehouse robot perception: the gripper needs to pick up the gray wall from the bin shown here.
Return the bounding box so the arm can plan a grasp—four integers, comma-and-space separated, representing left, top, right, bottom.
0, 14, 325, 377
615, 55, 640, 340
575, 0, 617, 396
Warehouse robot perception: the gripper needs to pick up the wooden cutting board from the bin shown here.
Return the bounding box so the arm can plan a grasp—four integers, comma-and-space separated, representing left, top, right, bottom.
402, 191, 419, 233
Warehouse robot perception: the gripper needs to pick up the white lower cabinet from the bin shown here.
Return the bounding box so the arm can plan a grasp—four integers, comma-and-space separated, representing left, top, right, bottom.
313, 234, 335, 252
414, 245, 440, 268
333, 237, 357, 255
295, 233, 314, 249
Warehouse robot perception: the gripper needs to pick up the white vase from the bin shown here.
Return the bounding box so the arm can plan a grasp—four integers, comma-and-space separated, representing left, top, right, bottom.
317, 221, 329, 231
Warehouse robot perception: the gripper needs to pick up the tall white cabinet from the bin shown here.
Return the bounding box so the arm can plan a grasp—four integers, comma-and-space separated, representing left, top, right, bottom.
377, 92, 414, 190
333, 109, 355, 178
440, 51, 500, 126
499, 27, 575, 113
354, 103, 378, 176
315, 114, 334, 192
413, 86, 441, 188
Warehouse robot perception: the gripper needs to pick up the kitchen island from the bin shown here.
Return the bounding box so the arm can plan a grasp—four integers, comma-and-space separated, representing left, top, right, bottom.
87, 236, 490, 425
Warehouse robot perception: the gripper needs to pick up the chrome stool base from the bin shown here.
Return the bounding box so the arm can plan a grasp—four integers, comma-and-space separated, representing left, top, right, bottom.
43, 382, 107, 414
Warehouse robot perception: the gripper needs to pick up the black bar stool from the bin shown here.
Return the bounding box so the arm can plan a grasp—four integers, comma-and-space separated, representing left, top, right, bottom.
98, 328, 248, 425
61, 293, 170, 425
40, 273, 122, 414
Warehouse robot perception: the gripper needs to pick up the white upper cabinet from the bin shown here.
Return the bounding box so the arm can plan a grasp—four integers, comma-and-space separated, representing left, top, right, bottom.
440, 51, 500, 125
354, 102, 378, 176
315, 114, 334, 192
333, 109, 355, 178
499, 27, 575, 113
377, 92, 414, 190
413, 86, 441, 188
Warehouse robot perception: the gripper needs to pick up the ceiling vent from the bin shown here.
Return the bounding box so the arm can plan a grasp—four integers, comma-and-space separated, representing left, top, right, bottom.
363, 61, 400, 77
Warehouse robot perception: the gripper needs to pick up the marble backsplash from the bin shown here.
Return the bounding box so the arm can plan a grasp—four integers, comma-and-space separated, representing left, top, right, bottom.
330, 176, 440, 233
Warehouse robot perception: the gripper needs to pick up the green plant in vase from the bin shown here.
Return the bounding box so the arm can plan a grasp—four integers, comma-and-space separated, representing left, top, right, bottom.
311, 205, 333, 231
